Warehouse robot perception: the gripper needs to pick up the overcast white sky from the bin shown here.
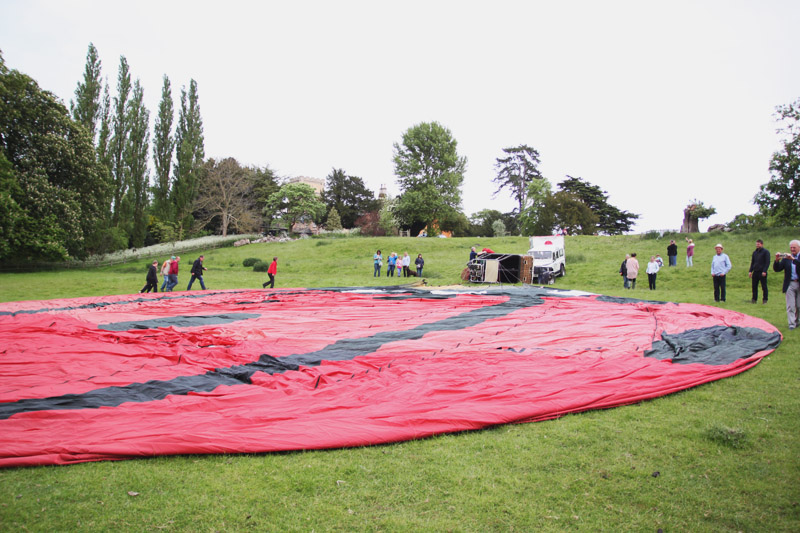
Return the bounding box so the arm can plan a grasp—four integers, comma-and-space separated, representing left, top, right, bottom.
2, 0, 798, 232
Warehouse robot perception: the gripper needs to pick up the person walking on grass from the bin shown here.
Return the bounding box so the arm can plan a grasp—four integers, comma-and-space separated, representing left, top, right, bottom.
263, 257, 278, 289
187, 255, 207, 290
774, 240, 800, 330
160, 257, 171, 291
166, 256, 180, 291
140, 260, 159, 293
646, 255, 660, 290
748, 239, 770, 304
711, 244, 732, 302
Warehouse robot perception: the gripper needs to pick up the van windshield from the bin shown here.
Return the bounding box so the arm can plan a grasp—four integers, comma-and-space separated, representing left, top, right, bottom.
533, 251, 552, 260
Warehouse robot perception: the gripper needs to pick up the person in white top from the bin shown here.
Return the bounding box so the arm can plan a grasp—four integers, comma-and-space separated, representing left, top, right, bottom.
646, 256, 660, 290
402, 252, 411, 277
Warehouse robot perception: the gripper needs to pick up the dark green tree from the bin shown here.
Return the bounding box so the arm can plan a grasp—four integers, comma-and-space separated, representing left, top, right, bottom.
124, 80, 150, 247
393, 121, 467, 235
557, 176, 639, 235
322, 169, 380, 228
152, 75, 174, 221
493, 144, 543, 216
109, 56, 131, 226
469, 209, 504, 236
540, 191, 598, 235
754, 99, 799, 227
70, 43, 103, 143
0, 54, 109, 260
321, 168, 379, 228
172, 79, 205, 236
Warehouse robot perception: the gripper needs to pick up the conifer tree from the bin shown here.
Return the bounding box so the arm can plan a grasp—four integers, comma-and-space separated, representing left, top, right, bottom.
109, 56, 131, 226
70, 43, 103, 142
125, 80, 150, 247
152, 75, 174, 220
172, 79, 204, 236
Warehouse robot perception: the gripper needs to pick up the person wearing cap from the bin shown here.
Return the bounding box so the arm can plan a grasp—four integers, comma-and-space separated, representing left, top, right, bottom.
710, 244, 732, 302
166, 255, 180, 291
773, 240, 800, 330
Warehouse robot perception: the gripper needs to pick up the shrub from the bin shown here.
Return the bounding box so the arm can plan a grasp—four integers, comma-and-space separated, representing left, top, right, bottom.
242, 257, 260, 267
252, 261, 269, 272
706, 425, 748, 449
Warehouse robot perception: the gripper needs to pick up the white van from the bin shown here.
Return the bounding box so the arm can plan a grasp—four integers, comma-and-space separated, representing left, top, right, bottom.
527, 236, 566, 280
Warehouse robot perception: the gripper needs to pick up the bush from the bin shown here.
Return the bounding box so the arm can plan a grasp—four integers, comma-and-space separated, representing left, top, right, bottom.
252, 261, 269, 272
242, 257, 260, 267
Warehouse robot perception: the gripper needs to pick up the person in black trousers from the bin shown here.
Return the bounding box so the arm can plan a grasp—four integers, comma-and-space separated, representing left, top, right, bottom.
140, 260, 159, 293
748, 239, 770, 303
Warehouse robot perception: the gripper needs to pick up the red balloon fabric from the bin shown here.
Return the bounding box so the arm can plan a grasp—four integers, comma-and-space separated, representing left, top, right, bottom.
0, 287, 781, 467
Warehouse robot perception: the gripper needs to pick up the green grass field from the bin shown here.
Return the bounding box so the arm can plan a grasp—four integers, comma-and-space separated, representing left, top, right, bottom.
1, 231, 798, 532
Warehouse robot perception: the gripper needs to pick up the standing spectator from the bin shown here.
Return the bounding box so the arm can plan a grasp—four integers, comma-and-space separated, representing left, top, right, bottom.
160, 257, 171, 291
373, 250, 382, 277
140, 260, 159, 293
646, 256, 660, 290
166, 256, 180, 291
469, 246, 478, 262
773, 240, 800, 329
263, 257, 278, 289
686, 238, 695, 267
626, 253, 640, 289
748, 239, 770, 304
667, 240, 678, 267
402, 252, 411, 277
415, 254, 424, 276
619, 254, 630, 289
187, 255, 207, 290
387, 253, 397, 277
711, 244, 732, 302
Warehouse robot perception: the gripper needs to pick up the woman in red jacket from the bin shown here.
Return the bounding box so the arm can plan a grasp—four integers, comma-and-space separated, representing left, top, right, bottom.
263, 257, 278, 289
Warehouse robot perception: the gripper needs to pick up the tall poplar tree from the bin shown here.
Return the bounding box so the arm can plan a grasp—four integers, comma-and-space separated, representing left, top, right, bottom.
70, 43, 103, 142
152, 75, 174, 221
125, 80, 150, 247
172, 79, 204, 236
109, 56, 131, 226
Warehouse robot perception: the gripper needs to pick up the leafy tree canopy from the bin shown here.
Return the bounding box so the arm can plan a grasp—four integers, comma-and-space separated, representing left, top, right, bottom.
540, 191, 598, 235
393, 121, 467, 235
0, 53, 109, 261
263, 182, 325, 233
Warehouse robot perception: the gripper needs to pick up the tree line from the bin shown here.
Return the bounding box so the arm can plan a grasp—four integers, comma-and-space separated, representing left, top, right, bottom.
1, 43, 796, 263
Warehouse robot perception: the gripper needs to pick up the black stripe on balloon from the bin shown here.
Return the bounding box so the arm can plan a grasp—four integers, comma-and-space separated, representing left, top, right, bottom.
0, 292, 537, 419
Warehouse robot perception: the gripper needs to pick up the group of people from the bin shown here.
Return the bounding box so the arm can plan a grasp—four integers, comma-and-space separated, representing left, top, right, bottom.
620, 238, 800, 330
140, 255, 208, 293
619, 253, 664, 290
142, 255, 280, 292
373, 250, 424, 277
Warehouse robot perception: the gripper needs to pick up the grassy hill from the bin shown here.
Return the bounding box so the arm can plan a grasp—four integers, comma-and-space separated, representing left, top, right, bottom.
0, 230, 798, 531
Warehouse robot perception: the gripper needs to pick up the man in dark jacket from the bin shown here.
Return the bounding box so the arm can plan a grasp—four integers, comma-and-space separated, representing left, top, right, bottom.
619, 254, 629, 289
187, 255, 207, 290
667, 240, 678, 267
748, 239, 770, 303
140, 260, 159, 293
774, 240, 800, 329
